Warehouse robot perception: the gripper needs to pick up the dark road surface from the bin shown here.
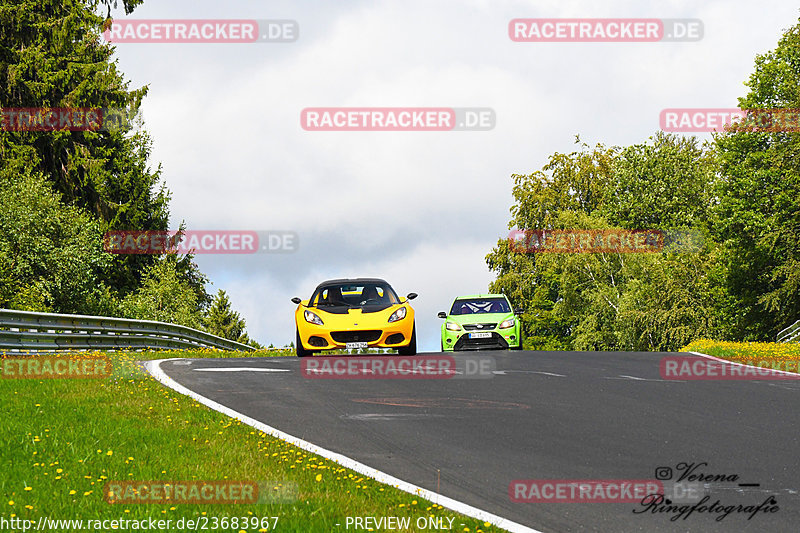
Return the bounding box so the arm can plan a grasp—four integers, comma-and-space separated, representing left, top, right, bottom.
154, 351, 800, 532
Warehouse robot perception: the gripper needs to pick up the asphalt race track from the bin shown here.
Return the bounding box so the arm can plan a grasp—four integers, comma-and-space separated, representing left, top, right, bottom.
156, 351, 800, 532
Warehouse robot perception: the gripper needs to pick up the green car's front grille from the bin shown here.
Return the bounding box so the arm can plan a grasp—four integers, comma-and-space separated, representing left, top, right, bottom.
462, 323, 498, 331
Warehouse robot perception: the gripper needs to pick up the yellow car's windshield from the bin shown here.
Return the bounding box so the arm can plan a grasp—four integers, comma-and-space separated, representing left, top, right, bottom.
310, 282, 400, 310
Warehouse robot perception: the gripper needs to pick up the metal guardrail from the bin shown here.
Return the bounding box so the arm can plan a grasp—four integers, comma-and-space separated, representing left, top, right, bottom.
0, 308, 255, 353
777, 320, 800, 343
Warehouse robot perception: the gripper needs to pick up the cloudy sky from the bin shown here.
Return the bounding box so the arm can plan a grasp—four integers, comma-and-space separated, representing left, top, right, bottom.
105, 0, 799, 351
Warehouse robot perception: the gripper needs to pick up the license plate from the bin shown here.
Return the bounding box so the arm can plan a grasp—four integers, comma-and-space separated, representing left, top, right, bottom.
469, 332, 492, 339
346, 342, 369, 349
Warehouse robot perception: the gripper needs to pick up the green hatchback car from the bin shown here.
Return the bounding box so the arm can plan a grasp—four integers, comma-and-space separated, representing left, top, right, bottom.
437, 294, 523, 351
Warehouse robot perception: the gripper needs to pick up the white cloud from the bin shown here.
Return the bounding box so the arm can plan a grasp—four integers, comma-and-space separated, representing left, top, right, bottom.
106, 0, 800, 346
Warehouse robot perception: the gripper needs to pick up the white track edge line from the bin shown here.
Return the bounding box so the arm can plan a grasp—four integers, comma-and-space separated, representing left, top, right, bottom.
686, 351, 800, 378
145, 358, 544, 533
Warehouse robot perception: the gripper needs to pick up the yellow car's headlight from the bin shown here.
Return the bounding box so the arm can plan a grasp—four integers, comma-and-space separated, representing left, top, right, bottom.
304, 310, 323, 325
388, 306, 407, 323
499, 317, 515, 329
445, 321, 461, 331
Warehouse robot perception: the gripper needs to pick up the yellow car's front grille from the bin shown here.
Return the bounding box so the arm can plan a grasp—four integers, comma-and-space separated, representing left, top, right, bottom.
330, 330, 382, 343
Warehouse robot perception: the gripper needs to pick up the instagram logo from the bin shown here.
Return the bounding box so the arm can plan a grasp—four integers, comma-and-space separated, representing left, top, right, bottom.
655, 467, 673, 480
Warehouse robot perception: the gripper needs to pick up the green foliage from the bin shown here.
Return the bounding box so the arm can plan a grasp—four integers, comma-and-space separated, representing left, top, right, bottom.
0, 170, 115, 314
0, 0, 173, 299
615, 252, 716, 350
203, 290, 260, 347
488, 18, 800, 350
713, 17, 800, 340
99, 0, 145, 15
488, 143, 617, 349
508, 140, 616, 230
119, 256, 203, 329
488, 137, 718, 351
603, 132, 716, 229
0, 0, 167, 226
0, 0, 232, 337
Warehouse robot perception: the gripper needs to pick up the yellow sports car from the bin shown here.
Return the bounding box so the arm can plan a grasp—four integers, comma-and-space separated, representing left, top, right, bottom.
291, 278, 417, 357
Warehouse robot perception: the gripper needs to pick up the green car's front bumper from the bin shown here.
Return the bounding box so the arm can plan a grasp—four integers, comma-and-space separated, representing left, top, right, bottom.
441, 322, 521, 351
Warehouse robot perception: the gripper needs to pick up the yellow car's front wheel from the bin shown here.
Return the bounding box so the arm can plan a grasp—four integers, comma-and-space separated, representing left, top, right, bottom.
397, 324, 416, 355
296, 329, 314, 357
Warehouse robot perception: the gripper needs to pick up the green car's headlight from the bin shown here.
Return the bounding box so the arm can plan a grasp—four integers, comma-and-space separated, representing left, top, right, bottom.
388, 306, 407, 323
499, 317, 515, 329
304, 310, 323, 326
445, 321, 461, 331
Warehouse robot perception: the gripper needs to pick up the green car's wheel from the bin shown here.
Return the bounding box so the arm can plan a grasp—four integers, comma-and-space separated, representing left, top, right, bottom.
296, 329, 313, 357
511, 331, 523, 350
398, 324, 417, 355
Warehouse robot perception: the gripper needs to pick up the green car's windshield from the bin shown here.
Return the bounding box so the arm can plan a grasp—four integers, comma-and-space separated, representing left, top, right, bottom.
449, 298, 511, 315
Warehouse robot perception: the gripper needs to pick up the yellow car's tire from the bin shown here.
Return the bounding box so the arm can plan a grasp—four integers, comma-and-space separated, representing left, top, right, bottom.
296, 329, 313, 357
398, 324, 417, 356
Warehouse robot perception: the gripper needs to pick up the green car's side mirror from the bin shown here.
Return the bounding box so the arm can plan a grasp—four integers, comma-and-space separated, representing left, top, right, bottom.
437, 311, 447, 319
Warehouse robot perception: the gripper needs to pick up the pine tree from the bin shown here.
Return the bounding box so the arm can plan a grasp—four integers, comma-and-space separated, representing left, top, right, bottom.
203, 290, 260, 347
0, 0, 209, 312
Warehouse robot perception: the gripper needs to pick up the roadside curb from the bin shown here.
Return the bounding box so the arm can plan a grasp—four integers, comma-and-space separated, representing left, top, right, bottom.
145, 358, 544, 533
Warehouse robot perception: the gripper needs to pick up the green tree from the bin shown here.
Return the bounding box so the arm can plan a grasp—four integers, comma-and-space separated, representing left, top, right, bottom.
713, 17, 800, 340
0, 0, 211, 316
0, 168, 115, 314
540, 212, 635, 350
599, 132, 719, 349
119, 256, 203, 329
603, 132, 716, 230
488, 136, 718, 351
1, 0, 164, 221
615, 250, 717, 350
203, 290, 256, 346
1, 0, 172, 295
486, 142, 617, 349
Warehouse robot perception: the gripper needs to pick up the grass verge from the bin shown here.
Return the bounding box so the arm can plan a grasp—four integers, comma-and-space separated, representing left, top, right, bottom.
1, 350, 508, 532
681, 339, 800, 374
